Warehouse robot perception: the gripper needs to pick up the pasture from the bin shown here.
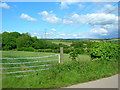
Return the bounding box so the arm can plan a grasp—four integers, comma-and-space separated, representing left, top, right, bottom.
1, 51, 90, 61
1, 51, 90, 77
48, 40, 72, 46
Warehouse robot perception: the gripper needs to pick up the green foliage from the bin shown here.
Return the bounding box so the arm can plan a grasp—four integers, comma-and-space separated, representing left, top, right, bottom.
37, 48, 74, 54
3, 59, 118, 88
2, 51, 118, 88
2, 32, 21, 50
69, 46, 91, 61
71, 41, 94, 54
37, 49, 54, 52
2, 32, 61, 51
63, 48, 74, 54
16, 33, 34, 48
71, 40, 93, 48
90, 43, 119, 62
17, 47, 35, 51
69, 49, 80, 61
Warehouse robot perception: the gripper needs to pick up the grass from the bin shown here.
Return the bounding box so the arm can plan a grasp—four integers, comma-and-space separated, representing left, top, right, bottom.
1, 51, 57, 58
1, 51, 60, 76
49, 40, 72, 46
1, 51, 90, 62
1, 51, 118, 88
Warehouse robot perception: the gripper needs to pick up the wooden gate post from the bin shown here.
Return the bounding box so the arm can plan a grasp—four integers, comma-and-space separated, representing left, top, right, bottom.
60, 47, 64, 64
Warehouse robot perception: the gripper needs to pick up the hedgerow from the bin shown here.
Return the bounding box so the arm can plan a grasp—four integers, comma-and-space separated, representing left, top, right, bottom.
90, 43, 119, 63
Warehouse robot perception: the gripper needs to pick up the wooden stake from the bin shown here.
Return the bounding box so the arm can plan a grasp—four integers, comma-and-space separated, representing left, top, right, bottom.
60, 47, 64, 64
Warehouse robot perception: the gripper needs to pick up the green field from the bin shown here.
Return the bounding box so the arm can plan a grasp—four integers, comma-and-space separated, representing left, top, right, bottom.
1, 51, 59, 77
1, 51, 90, 61
1, 51, 118, 88
1, 51, 91, 77
48, 40, 72, 46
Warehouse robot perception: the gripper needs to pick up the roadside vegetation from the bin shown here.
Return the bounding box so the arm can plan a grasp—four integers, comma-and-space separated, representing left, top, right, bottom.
2, 51, 118, 88
1, 32, 119, 88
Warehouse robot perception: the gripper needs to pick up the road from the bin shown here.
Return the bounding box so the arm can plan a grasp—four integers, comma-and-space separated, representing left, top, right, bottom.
65, 74, 119, 88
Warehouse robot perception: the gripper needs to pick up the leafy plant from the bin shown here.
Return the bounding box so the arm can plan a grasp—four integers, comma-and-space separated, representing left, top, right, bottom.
90, 43, 119, 63
69, 49, 80, 61
17, 47, 35, 51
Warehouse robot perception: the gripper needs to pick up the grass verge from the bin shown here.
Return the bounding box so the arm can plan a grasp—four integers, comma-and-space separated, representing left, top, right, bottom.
2, 60, 118, 88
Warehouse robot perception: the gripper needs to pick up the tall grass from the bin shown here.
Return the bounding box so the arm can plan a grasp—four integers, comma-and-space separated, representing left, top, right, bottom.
1, 51, 118, 88
2, 60, 118, 88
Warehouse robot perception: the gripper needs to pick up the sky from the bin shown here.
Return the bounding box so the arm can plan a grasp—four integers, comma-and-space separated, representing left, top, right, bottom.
0, 1, 119, 39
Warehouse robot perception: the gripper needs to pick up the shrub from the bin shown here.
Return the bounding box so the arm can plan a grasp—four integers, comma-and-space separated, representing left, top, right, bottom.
17, 47, 35, 51
37, 48, 74, 54
69, 49, 80, 61
90, 43, 119, 62
52, 49, 59, 53
64, 48, 74, 54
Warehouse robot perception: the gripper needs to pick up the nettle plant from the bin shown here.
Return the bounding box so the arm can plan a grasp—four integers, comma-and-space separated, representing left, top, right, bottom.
90, 43, 119, 63
69, 48, 80, 61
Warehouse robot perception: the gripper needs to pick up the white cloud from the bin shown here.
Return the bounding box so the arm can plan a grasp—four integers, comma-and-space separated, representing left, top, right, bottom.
61, 2, 72, 9
78, 4, 85, 9
39, 11, 48, 16
63, 19, 73, 24
88, 22, 118, 38
39, 11, 74, 25
6, 31, 10, 33
72, 34, 78, 37
90, 28, 109, 36
97, 4, 117, 14
39, 11, 62, 23
57, 33, 88, 38
71, 14, 80, 19
45, 32, 53, 35
60, 0, 117, 10
59, 33, 66, 36
60, 0, 81, 9
91, 28, 108, 33
71, 13, 118, 25
45, 33, 49, 35
51, 28, 56, 31
20, 13, 37, 21
70, 7, 118, 38
0, 2, 10, 9
103, 24, 118, 30
102, 24, 118, 35
33, 33, 37, 35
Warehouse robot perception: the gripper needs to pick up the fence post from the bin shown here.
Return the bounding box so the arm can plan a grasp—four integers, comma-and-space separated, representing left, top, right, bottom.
60, 47, 64, 64
58, 54, 60, 63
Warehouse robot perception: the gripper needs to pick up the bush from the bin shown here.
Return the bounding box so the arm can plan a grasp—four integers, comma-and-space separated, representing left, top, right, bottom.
90, 43, 119, 62
52, 49, 59, 53
37, 48, 74, 54
63, 48, 74, 54
69, 49, 80, 61
17, 47, 35, 51
38, 49, 51, 52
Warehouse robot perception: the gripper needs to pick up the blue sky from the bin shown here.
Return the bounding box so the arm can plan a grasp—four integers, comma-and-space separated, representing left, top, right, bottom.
0, 1, 118, 39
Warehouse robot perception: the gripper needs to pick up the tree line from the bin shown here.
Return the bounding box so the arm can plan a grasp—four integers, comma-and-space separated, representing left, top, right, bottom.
1, 32, 68, 51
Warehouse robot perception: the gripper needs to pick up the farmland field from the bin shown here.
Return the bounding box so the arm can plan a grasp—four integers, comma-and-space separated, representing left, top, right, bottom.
49, 40, 72, 46
1, 51, 91, 61
1, 51, 59, 77
1, 51, 91, 77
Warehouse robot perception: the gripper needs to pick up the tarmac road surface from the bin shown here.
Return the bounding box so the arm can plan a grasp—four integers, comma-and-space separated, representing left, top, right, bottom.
65, 74, 119, 88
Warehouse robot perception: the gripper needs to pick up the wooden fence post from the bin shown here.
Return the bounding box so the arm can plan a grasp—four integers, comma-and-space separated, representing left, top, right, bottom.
60, 47, 64, 64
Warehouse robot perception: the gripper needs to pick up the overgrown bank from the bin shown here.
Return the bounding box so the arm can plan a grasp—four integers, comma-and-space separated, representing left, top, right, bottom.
3, 59, 118, 88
